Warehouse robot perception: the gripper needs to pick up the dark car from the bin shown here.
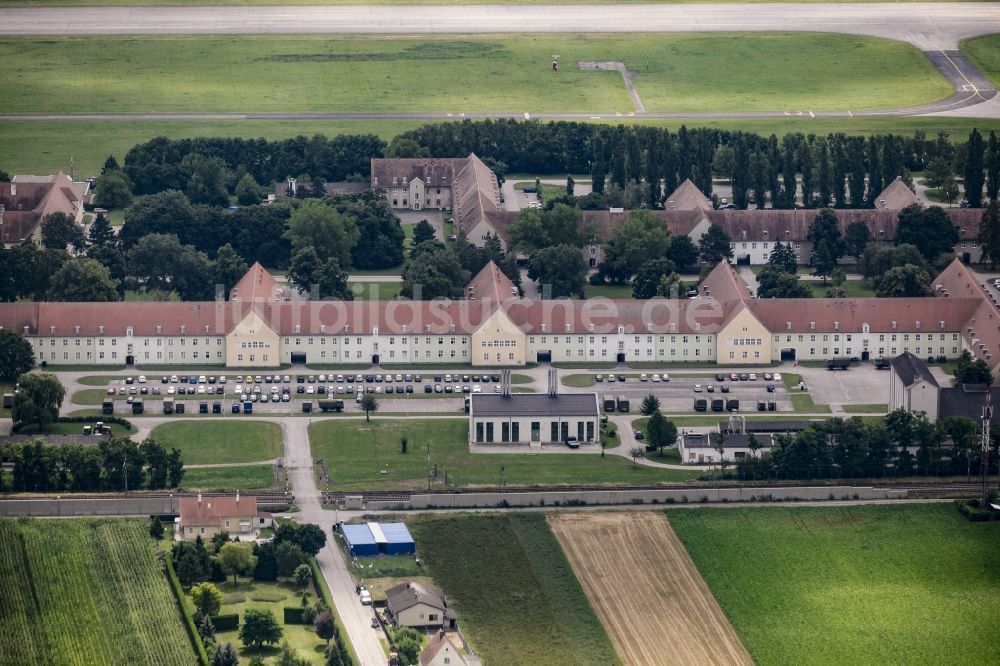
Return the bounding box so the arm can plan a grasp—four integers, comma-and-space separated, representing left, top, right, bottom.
491, 374, 501, 382
595, 375, 604, 383
317, 385, 326, 394
296, 385, 305, 394
405, 385, 414, 393
617, 374, 626, 382
424, 385, 433, 393
739, 373, 749, 381
433, 375, 443, 383
161, 376, 169, 383
715, 373, 725, 382
385, 386, 394, 394
721, 385, 730, 393
397, 385, 406, 394
296, 375, 305, 383
365, 375, 375, 383
414, 375, 423, 382
634, 430, 644, 440
766, 383, 776, 392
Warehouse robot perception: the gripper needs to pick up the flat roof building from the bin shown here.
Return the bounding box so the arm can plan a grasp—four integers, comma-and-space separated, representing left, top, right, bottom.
469, 392, 600, 446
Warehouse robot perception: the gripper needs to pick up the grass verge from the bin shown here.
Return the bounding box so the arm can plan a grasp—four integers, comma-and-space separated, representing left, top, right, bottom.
668, 505, 1000, 666
780, 373, 831, 413
841, 403, 889, 413
407, 513, 622, 666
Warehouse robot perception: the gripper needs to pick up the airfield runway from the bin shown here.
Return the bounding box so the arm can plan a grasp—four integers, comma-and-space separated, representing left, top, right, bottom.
0, 3, 998, 51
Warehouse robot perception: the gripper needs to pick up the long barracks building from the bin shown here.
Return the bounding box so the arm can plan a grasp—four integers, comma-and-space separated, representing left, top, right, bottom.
1, 260, 999, 374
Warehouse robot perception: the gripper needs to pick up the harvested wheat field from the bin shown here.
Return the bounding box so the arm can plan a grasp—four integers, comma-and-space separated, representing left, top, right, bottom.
549, 512, 753, 666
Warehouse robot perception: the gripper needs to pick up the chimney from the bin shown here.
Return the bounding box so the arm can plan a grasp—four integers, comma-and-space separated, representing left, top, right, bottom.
9, 183, 14, 197
0, 204, 4, 226
198, 493, 202, 504
236, 490, 240, 504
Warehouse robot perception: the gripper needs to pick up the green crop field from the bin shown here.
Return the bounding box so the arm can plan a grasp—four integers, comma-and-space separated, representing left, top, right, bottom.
962, 34, 1000, 89
180, 464, 276, 491
0, 518, 194, 666
0, 34, 949, 115
0, 0, 980, 6
668, 505, 1000, 666
408, 513, 621, 666
4, 116, 1000, 179
309, 418, 700, 490
150, 420, 282, 465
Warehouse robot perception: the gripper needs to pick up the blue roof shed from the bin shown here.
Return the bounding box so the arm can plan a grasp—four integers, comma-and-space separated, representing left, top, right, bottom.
342, 524, 378, 556
380, 522, 415, 555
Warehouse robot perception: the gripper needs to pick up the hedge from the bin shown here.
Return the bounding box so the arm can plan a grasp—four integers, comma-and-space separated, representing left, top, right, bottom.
956, 499, 1000, 522
284, 607, 305, 625
211, 613, 240, 631
163, 554, 210, 666
10, 414, 135, 434
310, 557, 358, 666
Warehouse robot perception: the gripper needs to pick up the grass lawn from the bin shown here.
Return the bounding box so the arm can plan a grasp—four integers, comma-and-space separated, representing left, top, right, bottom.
4, 116, 1000, 179
631, 415, 682, 462
780, 372, 831, 413
179, 465, 276, 491
512, 180, 572, 201
407, 513, 621, 666
149, 420, 282, 464
807, 279, 875, 298
0, 518, 194, 666
348, 281, 403, 300
17, 420, 133, 436
842, 403, 889, 413
191, 577, 328, 665
667, 504, 1000, 666
348, 266, 403, 277
0, 34, 948, 115
77, 375, 126, 386
309, 418, 701, 490
0, 0, 979, 5
961, 34, 1000, 90
561, 373, 596, 388
72, 388, 115, 405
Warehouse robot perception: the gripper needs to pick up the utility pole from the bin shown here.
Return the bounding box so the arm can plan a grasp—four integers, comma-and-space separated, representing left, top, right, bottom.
499, 465, 505, 491
981, 393, 992, 507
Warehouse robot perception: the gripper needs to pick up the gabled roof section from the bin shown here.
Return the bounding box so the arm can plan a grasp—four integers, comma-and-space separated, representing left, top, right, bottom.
465, 260, 516, 304
419, 631, 464, 666
748, 297, 980, 334
370, 157, 466, 189
665, 179, 712, 212
890, 351, 939, 388
386, 582, 447, 613
699, 261, 753, 304
179, 495, 257, 525
453, 153, 500, 234
875, 177, 919, 210
230, 262, 282, 303
934, 259, 1000, 370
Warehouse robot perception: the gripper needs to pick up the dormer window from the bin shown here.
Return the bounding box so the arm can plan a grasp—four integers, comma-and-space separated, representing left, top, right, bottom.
50, 326, 55, 334
939, 320, 945, 330
98, 325, 104, 334
810, 322, 816, 330
295, 324, 301, 334
891, 321, 897, 330
127, 326, 134, 336
156, 325, 162, 334
833, 322, 839, 331
179, 325, 185, 334
74, 325, 80, 334
786, 322, 792, 331
915, 321, 920, 330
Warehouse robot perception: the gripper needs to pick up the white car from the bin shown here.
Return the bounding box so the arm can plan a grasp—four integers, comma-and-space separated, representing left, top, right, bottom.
693, 384, 703, 392
473, 384, 482, 393
395, 374, 403, 382
336, 375, 345, 383
198, 375, 207, 384
197, 386, 206, 394
661, 373, 670, 382
772, 373, 782, 382
318, 374, 326, 382
639, 374, 648, 382
282, 393, 291, 402
167, 386, 175, 395
271, 386, 279, 394
306, 386, 315, 394
749, 373, 758, 381
235, 384, 243, 394
169, 375, 179, 383
218, 376, 227, 384
651, 374, 661, 383
138, 375, 147, 384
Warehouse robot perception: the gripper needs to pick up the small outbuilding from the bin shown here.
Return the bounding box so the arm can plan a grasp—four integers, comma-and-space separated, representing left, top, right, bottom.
342, 522, 416, 556
379, 522, 416, 555
469, 392, 600, 445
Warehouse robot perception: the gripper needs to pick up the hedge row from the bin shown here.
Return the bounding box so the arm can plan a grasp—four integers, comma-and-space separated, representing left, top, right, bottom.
284, 607, 305, 625
956, 499, 1000, 522
163, 554, 210, 666
210, 613, 240, 631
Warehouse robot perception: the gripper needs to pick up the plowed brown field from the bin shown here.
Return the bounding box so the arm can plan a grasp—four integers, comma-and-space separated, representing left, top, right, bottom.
549, 512, 754, 666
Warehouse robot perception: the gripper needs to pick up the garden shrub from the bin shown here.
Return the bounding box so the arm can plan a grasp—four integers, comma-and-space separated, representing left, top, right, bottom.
211, 613, 240, 631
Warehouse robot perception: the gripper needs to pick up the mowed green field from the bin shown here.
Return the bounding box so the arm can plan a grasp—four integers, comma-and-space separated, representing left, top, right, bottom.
5, 116, 1000, 179
407, 513, 621, 666
0, 34, 949, 115
0, 518, 193, 666
149, 420, 282, 465
180, 464, 276, 491
0, 0, 981, 6
309, 418, 700, 490
962, 34, 1000, 89
668, 505, 1000, 666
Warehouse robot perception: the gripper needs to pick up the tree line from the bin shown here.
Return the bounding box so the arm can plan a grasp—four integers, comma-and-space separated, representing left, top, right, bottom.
0, 437, 184, 492
728, 410, 1000, 481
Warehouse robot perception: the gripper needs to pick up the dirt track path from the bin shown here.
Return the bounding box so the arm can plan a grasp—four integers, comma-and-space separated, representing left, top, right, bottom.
549, 512, 754, 666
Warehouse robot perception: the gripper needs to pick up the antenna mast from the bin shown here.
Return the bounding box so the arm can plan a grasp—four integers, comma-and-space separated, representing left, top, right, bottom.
981, 393, 993, 507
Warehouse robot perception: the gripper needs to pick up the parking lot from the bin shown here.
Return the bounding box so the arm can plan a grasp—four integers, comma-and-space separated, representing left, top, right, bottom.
96, 372, 491, 416
580, 372, 794, 413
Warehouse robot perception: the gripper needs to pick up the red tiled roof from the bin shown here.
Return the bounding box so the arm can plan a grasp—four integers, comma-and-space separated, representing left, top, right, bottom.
231, 262, 281, 303
179, 495, 258, 526
465, 261, 516, 304
748, 297, 981, 334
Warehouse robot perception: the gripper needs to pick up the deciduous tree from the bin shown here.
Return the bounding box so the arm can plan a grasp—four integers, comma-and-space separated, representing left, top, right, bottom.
698, 224, 733, 264
48, 258, 119, 301
235, 173, 264, 206
239, 609, 282, 649
647, 411, 678, 456
94, 170, 133, 209
874, 264, 932, 297
895, 204, 959, 264
191, 582, 223, 617
0, 329, 35, 381
806, 208, 844, 280
527, 244, 587, 298
284, 201, 359, 268
41, 212, 86, 252
218, 542, 257, 584
360, 393, 378, 423
11, 373, 65, 432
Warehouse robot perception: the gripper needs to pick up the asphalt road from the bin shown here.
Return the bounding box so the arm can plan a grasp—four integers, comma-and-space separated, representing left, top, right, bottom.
1, 3, 998, 50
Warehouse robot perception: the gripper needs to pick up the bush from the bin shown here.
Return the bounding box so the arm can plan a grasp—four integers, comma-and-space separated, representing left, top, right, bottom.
211, 613, 240, 631
222, 593, 246, 604
249, 591, 284, 603
956, 499, 1000, 522
283, 607, 305, 625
